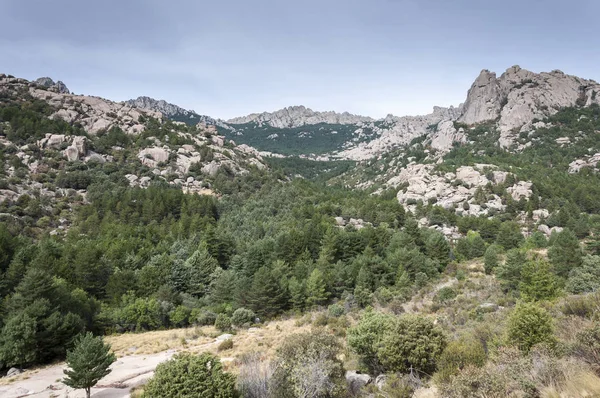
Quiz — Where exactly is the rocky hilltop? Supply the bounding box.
[459,65,600,146]
[34,77,70,94]
[227,105,374,128]
[126,96,223,127]
[0,73,267,232]
[1,74,160,135]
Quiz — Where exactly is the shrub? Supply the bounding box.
[214,314,232,332]
[169,305,191,328]
[434,336,487,385]
[143,353,238,397]
[506,302,554,352]
[218,338,234,352]
[347,311,396,374]
[560,292,600,319]
[196,310,217,326]
[566,255,600,294]
[231,308,255,327]
[377,314,447,374]
[271,330,345,398]
[435,287,457,304]
[313,312,329,327]
[328,303,345,317]
[518,259,560,302]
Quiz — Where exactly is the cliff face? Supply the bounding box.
[459,65,600,146]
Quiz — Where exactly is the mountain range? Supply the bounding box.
[127,65,600,159]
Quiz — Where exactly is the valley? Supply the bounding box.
[1,66,600,398]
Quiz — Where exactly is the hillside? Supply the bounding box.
[1,68,600,398]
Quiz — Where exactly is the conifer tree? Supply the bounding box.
[549,229,583,278]
[63,332,116,398]
[305,268,329,308]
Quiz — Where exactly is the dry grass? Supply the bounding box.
[104,326,214,356]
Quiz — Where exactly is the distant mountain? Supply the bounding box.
[227,105,373,128]
[126,96,222,127]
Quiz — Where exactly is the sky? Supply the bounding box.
[1,0,599,120]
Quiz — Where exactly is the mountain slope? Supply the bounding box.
[126,96,222,127]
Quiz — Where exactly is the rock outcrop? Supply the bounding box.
[0,74,160,135]
[34,77,70,94]
[336,106,463,160]
[126,96,223,127]
[389,163,529,217]
[459,65,600,146]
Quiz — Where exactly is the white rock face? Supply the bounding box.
[569,153,600,173]
[227,105,373,128]
[337,106,463,160]
[430,120,466,152]
[391,163,519,217]
[507,181,533,200]
[0,75,160,136]
[126,96,223,127]
[459,65,600,146]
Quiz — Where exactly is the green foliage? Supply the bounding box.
[496,249,527,293]
[549,229,583,278]
[455,231,486,260]
[518,258,560,301]
[495,221,524,250]
[506,302,554,352]
[272,330,345,398]
[143,353,238,398]
[377,314,447,374]
[218,338,234,352]
[214,314,232,332]
[566,255,600,294]
[347,311,395,374]
[435,287,458,304]
[231,308,256,327]
[62,332,116,398]
[435,335,487,385]
[484,244,500,274]
[328,303,345,317]
[305,268,330,308]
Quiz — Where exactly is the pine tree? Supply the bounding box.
[62,332,116,398]
[185,245,219,297]
[496,249,527,293]
[248,266,287,318]
[305,268,329,308]
[519,259,560,301]
[548,229,583,278]
[288,276,306,310]
[425,232,451,267]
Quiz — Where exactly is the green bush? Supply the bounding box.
[347,311,395,374]
[143,353,238,397]
[506,302,554,352]
[377,314,447,374]
[214,314,232,332]
[328,303,345,317]
[434,336,487,385]
[196,310,217,326]
[566,255,600,294]
[435,287,457,304]
[231,308,255,327]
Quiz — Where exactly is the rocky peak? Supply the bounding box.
[126,96,220,127]
[458,65,600,145]
[34,77,70,94]
[227,106,374,128]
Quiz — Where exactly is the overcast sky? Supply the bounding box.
[1,0,599,119]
